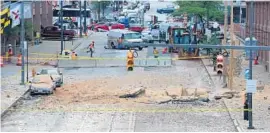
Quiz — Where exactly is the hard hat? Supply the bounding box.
[8,44,12,47]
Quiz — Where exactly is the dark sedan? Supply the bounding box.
[156,8,175,14]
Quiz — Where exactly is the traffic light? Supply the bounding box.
[127,51,134,71]
[216,55,224,75]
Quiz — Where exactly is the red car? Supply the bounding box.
[95,24,109,32]
[129,24,144,32]
[88,22,109,32]
[111,23,125,30]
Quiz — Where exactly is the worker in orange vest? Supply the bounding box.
[87,41,95,57]
[8,44,13,56]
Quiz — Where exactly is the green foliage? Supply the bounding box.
[173,1,224,22]
[3,21,33,42]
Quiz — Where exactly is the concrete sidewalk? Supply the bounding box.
[1,32,94,116]
[201,58,270,132]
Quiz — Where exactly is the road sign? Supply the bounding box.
[244,37,257,60]
[245,69,250,79]
[24,41,27,50]
[246,80,257,93]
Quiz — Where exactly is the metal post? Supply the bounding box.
[223,1,228,86]
[247,0,254,129]
[26,40,28,82]
[60,0,64,54]
[240,1,242,23]
[20,1,25,85]
[229,0,234,90]
[79,1,82,37]
[84,0,87,33]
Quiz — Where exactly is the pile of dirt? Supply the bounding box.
[36,71,212,109]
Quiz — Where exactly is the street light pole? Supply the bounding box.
[247,0,255,129]
[223,0,228,87]
[79,1,82,37]
[20,1,25,85]
[229,0,234,90]
[84,0,87,34]
[60,0,64,53]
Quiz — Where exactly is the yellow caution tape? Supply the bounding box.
[2,56,210,60]
[7,107,251,113]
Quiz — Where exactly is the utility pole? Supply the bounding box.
[247,0,255,129]
[79,1,82,38]
[84,0,87,34]
[20,1,25,85]
[60,0,64,53]
[223,0,228,87]
[229,0,234,90]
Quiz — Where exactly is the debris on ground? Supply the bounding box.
[119,87,146,98]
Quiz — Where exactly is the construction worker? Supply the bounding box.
[153,47,159,65]
[153,47,159,58]
[87,41,95,57]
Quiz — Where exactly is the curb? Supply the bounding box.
[1,32,95,117]
[200,58,242,132]
[1,87,30,118]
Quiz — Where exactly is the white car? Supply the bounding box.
[141,30,153,43]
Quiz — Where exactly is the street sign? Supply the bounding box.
[245,69,250,80]
[246,80,257,93]
[24,41,27,50]
[244,37,257,60]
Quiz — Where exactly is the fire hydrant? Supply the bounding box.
[32,68,36,77]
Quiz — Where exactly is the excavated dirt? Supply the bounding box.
[36,70,211,109]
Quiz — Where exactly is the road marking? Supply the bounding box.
[128,112,136,132]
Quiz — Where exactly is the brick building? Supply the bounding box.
[245,1,270,71]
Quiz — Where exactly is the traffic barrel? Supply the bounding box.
[0,56,4,67]
[16,54,22,66]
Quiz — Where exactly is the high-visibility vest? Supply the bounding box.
[89,43,94,49]
[153,50,159,55]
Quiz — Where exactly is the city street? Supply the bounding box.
[1,0,270,132]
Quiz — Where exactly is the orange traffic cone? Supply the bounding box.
[0,56,4,67]
[16,54,22,66]
[254,56,259,65]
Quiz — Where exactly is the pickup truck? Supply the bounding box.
[41,26,76,40]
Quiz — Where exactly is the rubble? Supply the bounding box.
[119,87,146,98]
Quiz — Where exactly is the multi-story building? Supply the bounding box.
[1,1,53,54]
[244,1,270,72]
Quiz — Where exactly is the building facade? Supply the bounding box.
[32,1,53,32]
[245,1,270,72]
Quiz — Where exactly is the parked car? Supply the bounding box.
[129,23,144,32]
[37,68,63,87]
[41,26,76,40]
[141,29,153,43]
[29,75,56,95]
[111,23,125,30]
[156,7,175,14]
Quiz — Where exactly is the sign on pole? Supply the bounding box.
[24,41,27,50]
[245,69,250,79]
[246,80,257,93]
[244,37,257,60]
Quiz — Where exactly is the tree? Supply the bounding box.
[173,1,224,26]
[2,21,33,48]
[90,1,111,21]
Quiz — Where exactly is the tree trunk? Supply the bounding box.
[97,2,101,21]
[102,2,105,17]
[207,8,209,28]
